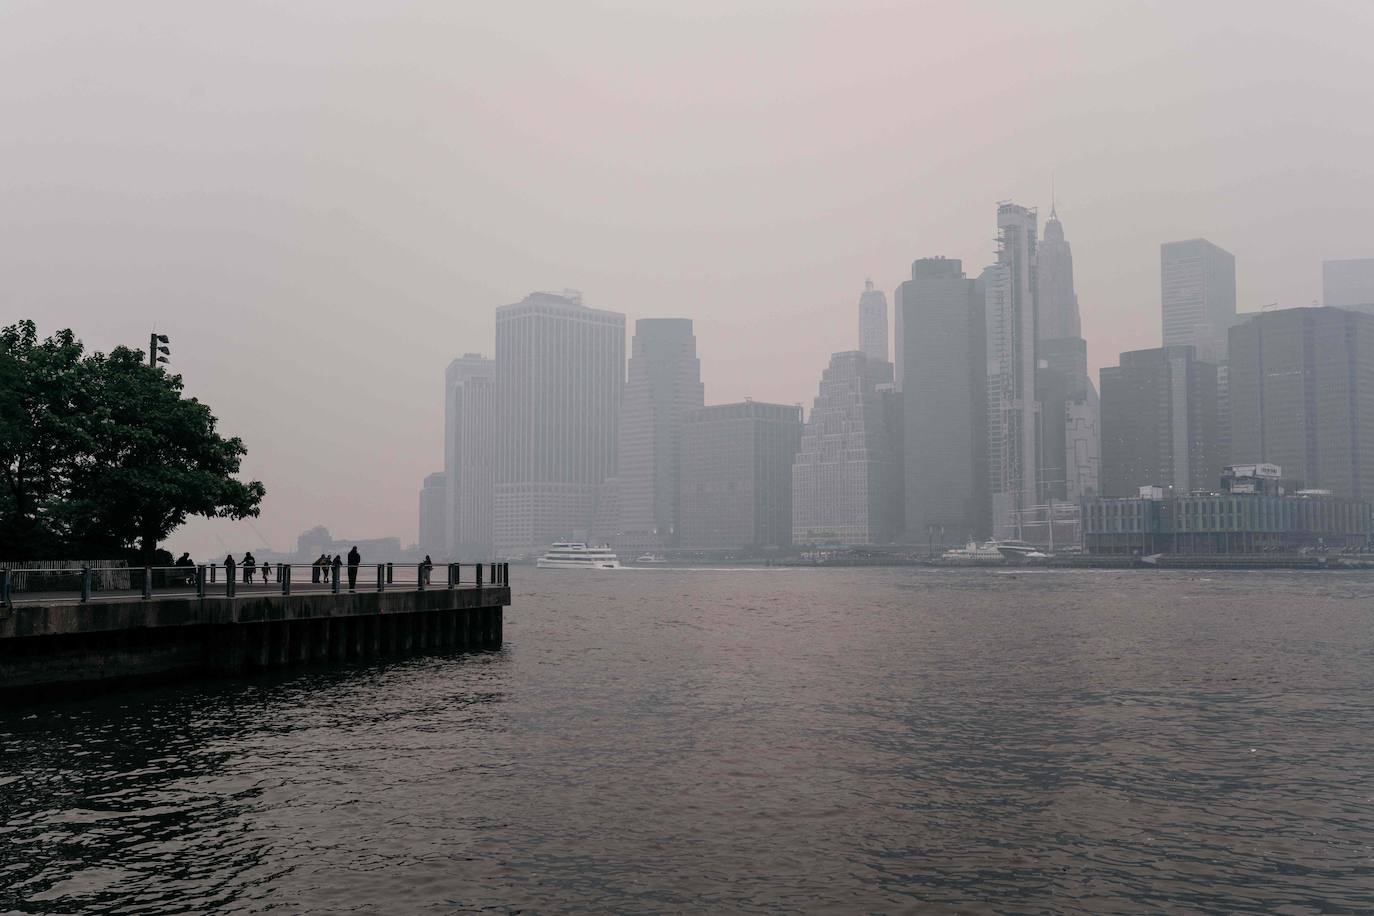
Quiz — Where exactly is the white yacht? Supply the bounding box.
[940,541,1005,562]
[536,542,621,569]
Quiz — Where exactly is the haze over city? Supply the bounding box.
[4,0,1372,555]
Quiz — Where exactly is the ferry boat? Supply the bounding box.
[940,541,1005,562]
[634,554,667,564]
[994,540,1052,560]
[536,542,621,569]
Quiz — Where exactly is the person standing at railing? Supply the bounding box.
[260,561,271,584]
[242,551,256,585]
[310,555,321,584]
[421,554,434,585]
[346,546,360,591]
[332,554,342,588]
[225,553,236,584]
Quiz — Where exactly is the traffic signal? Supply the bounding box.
[149,333,170,367]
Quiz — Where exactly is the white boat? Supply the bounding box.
[940,541,1004,561]
[536,542,621,569]
[994,540,1051,560]
[634,554,667,564]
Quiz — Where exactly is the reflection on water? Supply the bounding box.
[3,568,1373,913]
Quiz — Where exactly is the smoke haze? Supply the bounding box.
[2,0,1371,554]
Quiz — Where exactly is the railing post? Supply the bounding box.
[447,563,455,589]
[282,564,291,596]
[196,565,206,598]
[210,564,216,584]
[377,563,385,592]
[386,562,394,585]
[417,563,426,591]
[227,567,235,598]
[81,565,92,603]
[141,566,152,600]
[503,562,509,585]
[332,563,341,594]
[476,563,483,590]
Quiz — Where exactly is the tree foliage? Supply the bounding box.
[0,321,265,560]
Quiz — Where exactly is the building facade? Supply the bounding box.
[984,202,1040,540]
[615,318,705,553]
[1161,238,1236,363]
[418,472,447,555]
[494,291,625,557]
[679,401,803,549]
[897,256,987,548]
[1228,306,1374,500]
[1099,346,1220,498]
[858,279,889,364]
[792,351,901,546]
[444,353,496,559]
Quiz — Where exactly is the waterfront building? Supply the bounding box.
[984,202,1040,541]
[418,472,447,555]
[679,401,803,549]
[1161,238,1236,363]
[792,351,901,546]
[1083,465,1374,555]
[1228,306,1374,500]
[1322,258,1374,313]
[897,256,988,548]
[444,354,496,558]
[494,291,625,558]
[615,318,704,553]
[1099,346,1220,498]
[858,279,889,364]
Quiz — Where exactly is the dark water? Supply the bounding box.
[3,568,1374,914]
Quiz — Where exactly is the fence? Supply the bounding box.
[1,562,510,608]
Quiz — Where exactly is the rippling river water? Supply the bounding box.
[3,568,1373,913]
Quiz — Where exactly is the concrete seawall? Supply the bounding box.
[0,586,510,697]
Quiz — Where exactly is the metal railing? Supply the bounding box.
[0,561,510,609]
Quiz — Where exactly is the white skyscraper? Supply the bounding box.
[858,279,889,363]
[1161,238,1236,362]
[444,354,496,558]
[984,202,1039,541]
[494,291,625,558]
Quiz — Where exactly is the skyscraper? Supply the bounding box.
[494,291,625,557]
[898,256,987,547]
[1229,307,1374,499]
[791,351,902,546]
[1161,238,1236,362]
[679,401,802,549]
[1036,206,1081,341]
[1034,207,1099,505]
[984,202,1039,540]
[858,279,889,363]
[444,354,496,558]
[1099,346,1219,497]
[615,318,704,552]
[1323,259,1374,313]
[418,472,447,555]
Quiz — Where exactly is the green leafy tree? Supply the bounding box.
[0,322,265,561]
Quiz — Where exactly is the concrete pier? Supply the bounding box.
[0,583,510,697]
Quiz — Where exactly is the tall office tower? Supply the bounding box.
[494,291,626,557]
[615,318,705,552]
[1033,207,1099,505]
[984,202,1040,541]
[1161,239,1236,362]
[418,472,448,555]
[444,354,496,558]
[1036,206,1081,341]
[858,279,889,363]
[1099,346,1220,498]
[1323,259,1374,313]
[791,352,901,546]
[898,257,987,548]
[679,401,803,549]
[1229,307,1374,499]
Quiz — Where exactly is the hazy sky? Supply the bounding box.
[3,0,1372,556]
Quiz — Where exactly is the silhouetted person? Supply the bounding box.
[321,553,332,584]
[346,546,360,590]
[311,555,321,584]
[224,554,236,588]
[260,561,271,584]
[421,554,434,585]
[332,554,342,588]
[242,551,256,584]
[175,551,194,585]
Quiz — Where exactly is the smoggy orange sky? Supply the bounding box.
[3,0,1372,555]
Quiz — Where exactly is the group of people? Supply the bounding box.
[224,551,274,584]
[310,546,362,589]
[216,547,362,589]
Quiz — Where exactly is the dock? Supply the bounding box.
[0,562,511,697]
